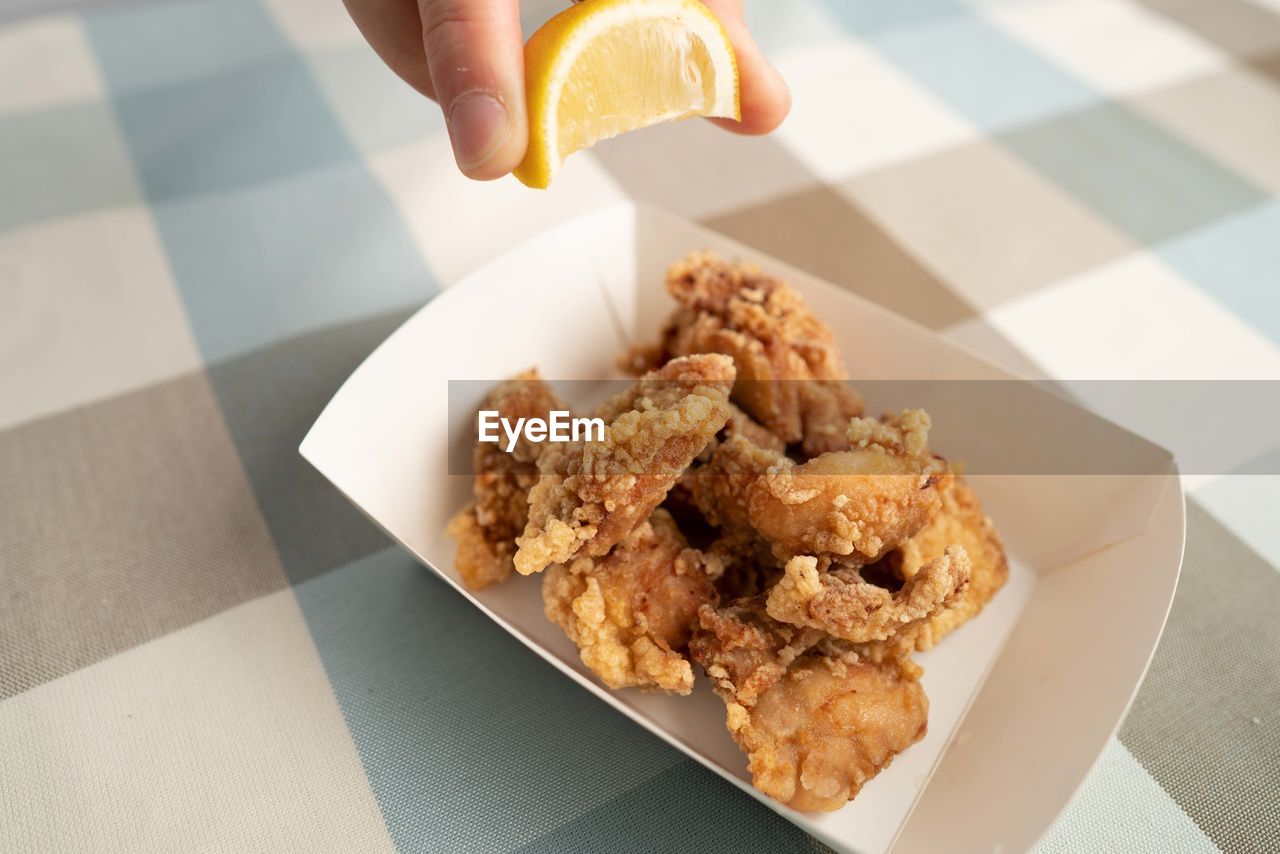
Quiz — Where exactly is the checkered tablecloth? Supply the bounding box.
[2,0,1278,850]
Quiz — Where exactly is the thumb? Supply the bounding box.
[419,0,528,179]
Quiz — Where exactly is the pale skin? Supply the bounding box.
[343,0,792,180]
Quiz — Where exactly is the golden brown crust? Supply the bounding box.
[665,252,849,380]
[543,510,719,694]
[660,252,863,445]
[723,402,788,454]
[882,478,1009,651]
[514,355,735,575]
[796,379,867,458]
[690,598,927,811]
[447,503,518,591]
[688,434,786,538]
[737,652,927,811]
[764,548,971,643]
[690,596,826,707]
[451,369,568,590]
[746,411,949,565]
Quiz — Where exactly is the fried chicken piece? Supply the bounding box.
[658,404,779,553]
[691,600,927,811]
[683,432,782,591]
[659,252,864,446]
[665,252,848,380]
[447,506,517,591]
[747,411,948,564]
[740,650,927,811]
[707,540,784,600]
[690,596,825,707]
[544,510,720,694]
[448,369,568,589]
[683,431,789,599]
[724,401,788,454]
[765,548,970,643]
[684,401,786,474]
[797,379,867,458]
[514,355,734,575]
[689,434,786,538]
[880,478,1008,651]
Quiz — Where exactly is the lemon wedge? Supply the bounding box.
[514,0,740,189]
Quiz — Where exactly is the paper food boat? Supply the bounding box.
[301,203,1184,854]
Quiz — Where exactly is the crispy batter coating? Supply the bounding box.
[514,355,734,575]
[448,369,567,589]
[882,478,1009,651]
[705,538,784,601]
[738,651,927,811]
[686,401,786,473]
[691,599,927,811]
[447,505,517,591]
[747,411,948,564]
[684,433,788,597]
[690,596,825,707]
[689,434,786,538]
[723,402,788,454]
[543,510,719,694]
[659,252,864,446]
[765,548,971,643]
[665,252,848,379]
[797,379,867,458]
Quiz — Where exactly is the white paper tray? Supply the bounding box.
[301,203,1184,853]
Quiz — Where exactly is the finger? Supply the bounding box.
[419,0,527,179]
[343,0,436,101]
[701,0,790,135]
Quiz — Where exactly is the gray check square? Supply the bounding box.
[1000,102,1266,244]
[0,373,287,699]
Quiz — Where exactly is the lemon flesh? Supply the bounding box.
[515,0,740,189]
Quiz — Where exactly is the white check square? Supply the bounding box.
[984,0,1227,96]
[0,15,103,115]
[369,134,626,286]
[0,208,201,430]
[982,252,1280,380]
[773,40,976,182]
[262,0,364,51]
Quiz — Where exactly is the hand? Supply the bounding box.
[344,0,791,180]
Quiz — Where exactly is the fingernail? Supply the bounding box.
[448,91,510,170]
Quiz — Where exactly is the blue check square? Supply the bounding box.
[869,14,1097,130]
[86,0,289,94]
[1002,103,1267,244]
[154,162,436,361]
[0,101,140,233]
[112,57,358,203]
[1160,201,1280,344]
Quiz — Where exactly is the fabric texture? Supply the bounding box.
[1,0,1278,851]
